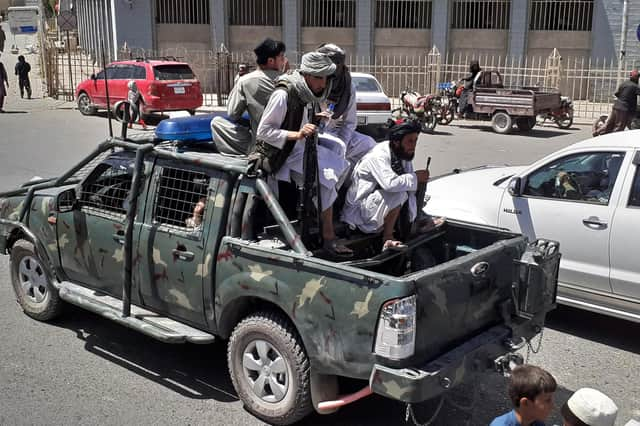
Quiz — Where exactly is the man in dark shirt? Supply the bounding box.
[594,69,640,136]
[14,55,32,99]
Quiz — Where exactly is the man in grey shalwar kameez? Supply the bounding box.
[211,38,287,154]
[256,52,351,255]
[316,43,376,165]
[342,120,438,251]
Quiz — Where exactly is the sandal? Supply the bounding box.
[382,240,408,252]
[323,239,354,258]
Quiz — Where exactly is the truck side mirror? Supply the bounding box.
[57,188,77,213]
[508,177,522,197]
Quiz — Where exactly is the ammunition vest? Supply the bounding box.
[253,81,305,174]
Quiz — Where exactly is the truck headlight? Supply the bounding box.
[374,295,416,360]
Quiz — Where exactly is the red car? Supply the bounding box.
[75,59,203,117]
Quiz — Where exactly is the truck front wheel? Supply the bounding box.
[10,240,63,321]
[228,311,312,425]
[492,111,513,134]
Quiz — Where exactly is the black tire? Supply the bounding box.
[439,108,454,125]
[492,111,513,134]
[188,109,197,116]
[10,240,63,321]
[629,118,640,130]
[592,115,608,136]
[515,116,536,132]
[228,311,312,425]
[77,92,96,116]
[555,113,573,129]
[420,114,437,133]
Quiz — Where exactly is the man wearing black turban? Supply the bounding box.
[316,43,376,165]
[341,119,432,251]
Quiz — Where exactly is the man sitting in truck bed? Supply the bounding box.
[341,119,441,251]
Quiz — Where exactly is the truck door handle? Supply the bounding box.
[172,248,195,262]
[582,216,607,228]
[112,230,125,244]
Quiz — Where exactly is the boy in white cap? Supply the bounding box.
[560,388,618,426]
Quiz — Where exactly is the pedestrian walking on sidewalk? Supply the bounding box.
[15,55,31,99]
[0,54,9,112]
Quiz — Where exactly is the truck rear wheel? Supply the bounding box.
[516,116,536,132]
[492,112,513,134]
[10,240,63,321]
[228,311,312,425]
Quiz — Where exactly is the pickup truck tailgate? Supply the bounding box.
[411,235,526,362]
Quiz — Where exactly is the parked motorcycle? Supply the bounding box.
[536,96,574,129]
[392,89,439,133]
[436,81,459,125]
[592,110,640,134]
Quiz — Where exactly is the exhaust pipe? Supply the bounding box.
[317,386,373,411]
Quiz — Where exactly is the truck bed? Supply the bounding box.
[473,87,561,116]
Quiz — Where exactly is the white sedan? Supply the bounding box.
[424,130,640,322]
[353,72,392,140]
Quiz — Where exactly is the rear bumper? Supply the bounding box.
[143,95,203,113]
[369,325,513,403]
[357,111,391,126]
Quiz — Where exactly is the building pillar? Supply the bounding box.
[211,0,227,51]
[591,0,618,60]
[282,0,300,57]
[431,0,449,56]
[355,0,374,63]
[508,0,528,58]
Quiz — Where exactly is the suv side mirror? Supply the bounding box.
[57,188,77,213]
[508,177,522,197]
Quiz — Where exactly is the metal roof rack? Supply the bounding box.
[134,56,182,62]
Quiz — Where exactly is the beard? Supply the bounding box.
[391,141,415,161]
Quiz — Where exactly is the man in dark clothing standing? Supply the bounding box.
[15,55,31,99]
[458,60,482,117]
[594,70,640,136]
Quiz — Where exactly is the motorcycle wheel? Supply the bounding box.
[592,115,608,136]
[536,115,547,126]
[420,114,437,133]
[391,107,409,120]
[555,113,573,129]
[439,108,454,125]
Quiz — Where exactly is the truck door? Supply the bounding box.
[57,151,145,296]
[499,151,626,293]
[136,162,219,327]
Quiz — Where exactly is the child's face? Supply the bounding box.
[521,392,555,422]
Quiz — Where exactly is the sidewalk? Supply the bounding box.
[1,22,77,113]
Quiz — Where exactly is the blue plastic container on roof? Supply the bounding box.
[155,112,251,141]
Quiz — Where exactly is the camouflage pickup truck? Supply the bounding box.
[0,119,559,425]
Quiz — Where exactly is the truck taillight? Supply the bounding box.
[374,295,416,360]
[149,83,159,96]
[357,102,391,111]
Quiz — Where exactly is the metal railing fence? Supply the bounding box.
[375,0,432,29]
[301,0,356,27]
[451,0,511,30]
[43,42,640,120]
[155,0,210,25]
[529,0,594,32]
[229,0,282,26]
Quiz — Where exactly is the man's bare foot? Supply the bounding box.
[382,240,408,252]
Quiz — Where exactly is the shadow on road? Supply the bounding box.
[50,304,237,403]
[546,305,640,354]
[45,304,578,425]
[1,110,28,114]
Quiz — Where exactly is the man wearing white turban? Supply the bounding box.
[256,51,352,256]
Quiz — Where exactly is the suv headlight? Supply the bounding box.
[374,295,416,360]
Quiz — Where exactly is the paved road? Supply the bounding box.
[1,100,639,425]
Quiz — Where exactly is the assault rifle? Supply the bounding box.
[298,107,323,247]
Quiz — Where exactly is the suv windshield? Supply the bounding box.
[153,65,195,80]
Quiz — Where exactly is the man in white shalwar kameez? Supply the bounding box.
[316,43,376,165]
[256,52,351,255]
[341,120,432,251]
[211,38,287,155]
